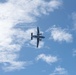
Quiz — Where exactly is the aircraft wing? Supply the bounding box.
[37,27,39,35]
[37,38,39,47]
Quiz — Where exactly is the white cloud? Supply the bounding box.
[0,0,62,71]
[2,61,32,72]
[50,66,68,75]
[0,28,36,71]
[48,26,73,42]
[2,61,25,72]
[36,54,58,64]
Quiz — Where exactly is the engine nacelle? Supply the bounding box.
[39,33,42,35]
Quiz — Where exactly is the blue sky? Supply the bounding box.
[0,0,76,75]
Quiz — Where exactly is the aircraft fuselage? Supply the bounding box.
[33,35,45,39]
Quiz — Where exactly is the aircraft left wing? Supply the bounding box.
[37,38,39,47]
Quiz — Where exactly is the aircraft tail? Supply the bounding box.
[31,33,33,40]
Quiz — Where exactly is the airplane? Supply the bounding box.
[31,27,45,48]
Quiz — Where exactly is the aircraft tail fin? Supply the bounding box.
[31,33,33,40]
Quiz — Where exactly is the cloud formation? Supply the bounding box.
[50,66,68,75]
[36,54,58,64]
[0,0,62,71]
[0,28,36,71]
[48,26,73,42]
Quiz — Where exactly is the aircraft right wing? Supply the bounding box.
[37,27,39,35]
